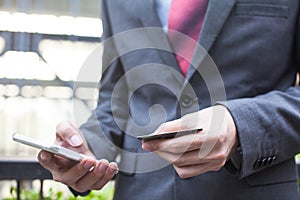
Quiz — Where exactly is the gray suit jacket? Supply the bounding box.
[80,0,300,199]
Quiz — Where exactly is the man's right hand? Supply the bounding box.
[37,121,118,193]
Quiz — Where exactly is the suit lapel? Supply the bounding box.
[137,0,185,85]
[130,0,237,86]
[138,0,161,28]
[185,0,237,81]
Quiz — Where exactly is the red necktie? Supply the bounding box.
[168,0,209,76]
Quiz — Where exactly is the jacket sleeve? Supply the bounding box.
[221,6,300,179]
[224,86,300,178]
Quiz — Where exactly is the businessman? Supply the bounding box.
[38,0,300,199]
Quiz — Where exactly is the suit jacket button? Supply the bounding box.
[262,158,268,167]
[254,159,262,170]
[181,96,193,108]
[267,157,273,165]
[271,156,277,164]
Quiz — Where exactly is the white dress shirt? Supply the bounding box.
[155,0,172,32]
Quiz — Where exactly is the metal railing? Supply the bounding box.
[0,158,51,200]
[0,158,299,200]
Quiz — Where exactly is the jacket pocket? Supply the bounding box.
[235,2,289,18]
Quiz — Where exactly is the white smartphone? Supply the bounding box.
[12,133,88,162]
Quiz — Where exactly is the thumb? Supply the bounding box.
[56,121,83,147]
[155,118,184,134]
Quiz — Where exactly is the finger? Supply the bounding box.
[90,162,119,190]
[153,149,207,166]
[154,119,184,133]
[173,162,223,179]
[173,150,223,167]
[154,146,226,168]
[38,150,97,186]
[38,150,78,171]
[51,158,97,186]
[144,127,228,155]
[143,131,204,153]
[71,160,117,192]
[38,150,55,171]
[154,117,202,135]
[38,150,75,172]
[72,159,108,191]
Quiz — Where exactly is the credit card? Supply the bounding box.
[136,128,202,141]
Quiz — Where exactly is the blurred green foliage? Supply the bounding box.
[4,186,114,200]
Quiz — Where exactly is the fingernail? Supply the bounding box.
[40,152,47,160]
[108,166,118,174]
[142,143,152,151]
[98,163,108,172]
[83,161,94,170]
[70,135,83,147]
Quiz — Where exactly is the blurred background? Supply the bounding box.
[0,0,104,198]
[0,0,299,199]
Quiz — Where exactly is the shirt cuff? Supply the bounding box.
[69,187,90,197]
